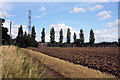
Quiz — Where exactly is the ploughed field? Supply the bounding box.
[28,47,120,78]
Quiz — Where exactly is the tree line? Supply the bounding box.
[1,18,120,47]
[41,27,95,45]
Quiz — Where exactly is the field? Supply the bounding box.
[2,46,57,78]
[2,46,117,78]
[28,47,120,78]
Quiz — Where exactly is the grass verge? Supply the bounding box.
[2,46,53,78]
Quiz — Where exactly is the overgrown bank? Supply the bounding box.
[2,46,55,78]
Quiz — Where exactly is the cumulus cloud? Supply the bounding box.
[3,20,27,38]
[96,11,111,20]
[70,7,86,13]
[45,23,79,42]
[89,5,103,11]
[39,6,46,11]
[95,28,118,42]
[0,11,16,18]
[106,20,120,28]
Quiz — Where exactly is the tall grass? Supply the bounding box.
[2,46,47,78]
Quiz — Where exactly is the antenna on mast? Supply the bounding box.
[28,10,31,35]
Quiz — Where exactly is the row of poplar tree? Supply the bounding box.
[41,27,95,45]
[15,25,95,47]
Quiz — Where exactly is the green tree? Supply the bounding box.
[41,28,45,43]
[73,32,76,44]
[16,25,24,47]
[31,26,36,41]
[50,27,55,43]
[24,31,27,36]
[67,28,71,44]
[2,27,10,45]
[80,29,84,45]
[59,29,63,44]
[89,29,95,45]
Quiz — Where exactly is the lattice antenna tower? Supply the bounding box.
[28,10,31,35]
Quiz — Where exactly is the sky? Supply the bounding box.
[1,1,119,43]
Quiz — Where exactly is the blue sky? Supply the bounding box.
[1,2,119,43]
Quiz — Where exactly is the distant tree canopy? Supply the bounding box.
[16,25,23,47]
[31,26,36,41]
[73,32,76,44]
[50,27,55,43]
[16,25,38,47]
[2,27,10,45]
[59,29,63,44]
[41,28,45,43]
[89,29,95,45]
[67,28,71,44]
[80,29,84,45]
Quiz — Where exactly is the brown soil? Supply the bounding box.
[28,47,120,78]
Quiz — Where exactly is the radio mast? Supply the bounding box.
[28,10,31,35]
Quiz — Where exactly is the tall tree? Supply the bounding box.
[89,29,95,44]
[31,26,36,41]
[16,25,24,47]
[73,32,76,44]
[59,29,63,44]
[2,27,10,45]
[67,28,71,43]
[50,27,55,43]
[24,31,27,36]
[41,28,45,43]
[80,29,84,45]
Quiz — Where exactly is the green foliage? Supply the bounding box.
[41,28,45,43]
[73,32,76,44]
[31,26,36,41]
[4,41,8,45]
[16,25,24,47]
[74,39,80,47]
[80,29,84,45]
[59,29,63,45]
[50,27,55,44]
[89,29,95,45]
[16,25,38,48]
[2,27,10,45]
[67,28,71,44]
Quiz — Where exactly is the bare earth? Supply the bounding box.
[28,47,120,78]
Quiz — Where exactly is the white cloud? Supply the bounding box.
[3,20,27,38]
[35,12,46,18]
[96,11,111,20]
[0,11,16,18]
[70,7,86,13]
[39,6,46,11]
[89,5,103,11]
[106,19,120,28]
[35,16,41,18]
[45,23,79,42]
[95,28,118,42]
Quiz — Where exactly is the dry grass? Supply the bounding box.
[2,46,116,78]
[25,48,116,78]
[2,46,52,78]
